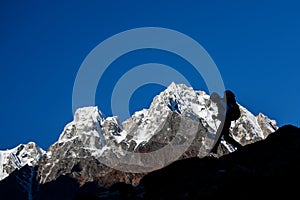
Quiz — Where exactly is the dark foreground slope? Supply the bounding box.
[0,125,299,200]
[141,124,300,199]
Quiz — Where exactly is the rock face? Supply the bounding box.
[230,105,277,145]
[0,142,44,181]
[0,83,280,200]
[36,83,277,187]
[1,125,297,200]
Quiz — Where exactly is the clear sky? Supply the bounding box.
[0,0,299,150]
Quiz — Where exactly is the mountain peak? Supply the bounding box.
[1,83,278,188]
[0,142,44,181]
[58,106,105,144]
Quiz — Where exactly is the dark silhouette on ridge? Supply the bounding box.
[210,90,242,155]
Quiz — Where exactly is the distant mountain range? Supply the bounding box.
[1,82,294,200]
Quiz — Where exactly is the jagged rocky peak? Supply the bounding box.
[36,82,278,185]
[256,112,278,137]
[58,106,105,142]
[120,82,216,154]
[121,82,278,152]
[230,105,278,145]
[38,107,103,184]
[57,106,125,148]
[37,106,127,184]
[0,142,45,181]
[0,81,281,200]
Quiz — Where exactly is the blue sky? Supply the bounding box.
[0,0,299,150]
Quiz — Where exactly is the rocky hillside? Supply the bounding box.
[0,125,298,200]
[140,124,300,199]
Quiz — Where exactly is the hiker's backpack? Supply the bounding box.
[225,90,241,121]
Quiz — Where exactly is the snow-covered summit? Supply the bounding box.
[50,82,278,159]
[57,106,106,148]
[122,82,216,150]
[121,82,278,155]
[2,82,278,184]
[0,142,45,181]
[37,106,126,183]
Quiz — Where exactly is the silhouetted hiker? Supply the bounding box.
[210,90,242,155]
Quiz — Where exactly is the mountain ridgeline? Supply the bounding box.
[1,83,298,200]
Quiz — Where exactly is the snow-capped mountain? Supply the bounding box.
[0,82,278,190]
[121,83,277,155]
[231,106,277,144]
[35,82,277,186]
[0,142,45,181]
[0,82,281,200]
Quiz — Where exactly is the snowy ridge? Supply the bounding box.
[58,106,106,147]
[122,83,219,151]
[121,83,277,153]
[0,142,45,181]
[1,82,278,183]
[37,107,127,184]
[256,112,278,137]
[231,105,278,144]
